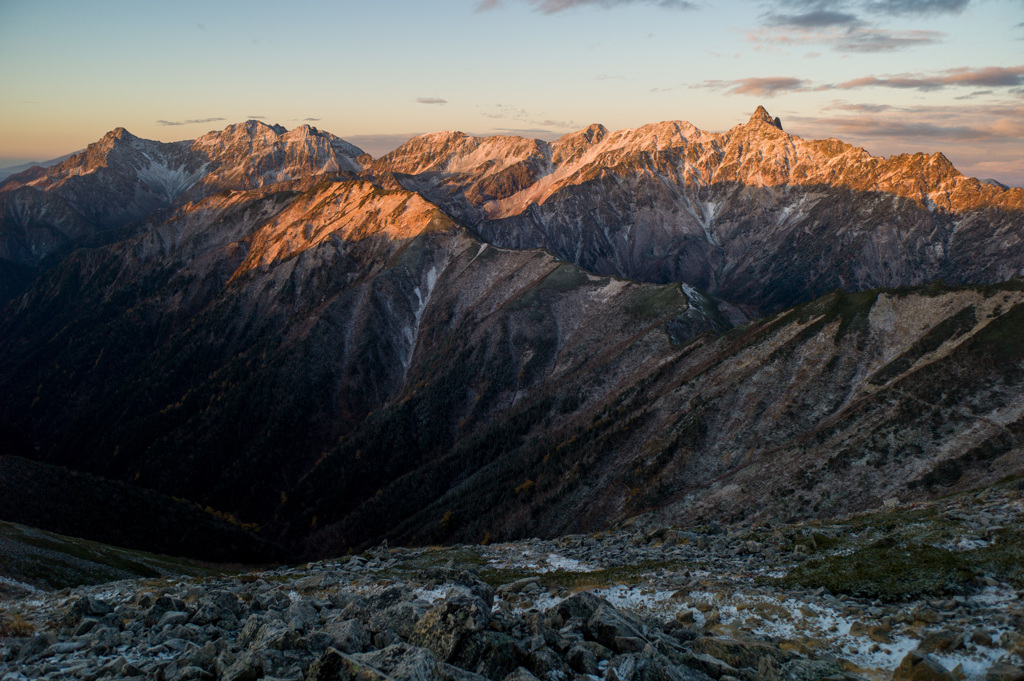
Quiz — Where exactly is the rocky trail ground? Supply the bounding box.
[2,479,1023,681]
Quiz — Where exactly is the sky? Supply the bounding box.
[1,0,1022,185]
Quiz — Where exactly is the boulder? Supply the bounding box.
[892,652,956,681]
[355,643,443,681]
[409,594,490,661]
[552,591,608,624]
[986,663,1024,681]
[321,619,372,654]
[587,604,648,652]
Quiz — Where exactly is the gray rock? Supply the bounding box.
[553,591,607,624]
[449,631,523,681]
[321,619,372,654]
[250,619,302,651]
[159,611,192,628]
[892,652,956,681]
[73,617,99,636]
[355,643,443,681]
[440,663,490,681]
[567,644,599,675]
[986,663,1024,681]
[307,647,394,681]
[368,602,431,639]
[222,650,266,681]
[502,668,540,681]
[587,604,648,653]
[409,594,490,662]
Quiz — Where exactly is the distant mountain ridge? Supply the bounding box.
[1,110,1023,559]
[0,121,366,268]
[374,106,1024,313]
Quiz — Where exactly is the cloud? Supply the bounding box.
[695,77,812,97]
[247,115,267,120]
[748,25,943,52]
[416,97,448,105]
[955,90,994,100]
[764,9,862,27]
[835,28,943,51]
[825,101,896,113]
[157,117,225,126]
[791,97,1024,187]
[480,104,579,131]
[302,117,321,121]
[195,22,206,30]
[834,65,1024,90]
[864,0,969,15]
[792,100,1024,145]
[750,0,966,52]
[477,0,697,13]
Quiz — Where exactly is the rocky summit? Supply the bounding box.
[2,480,1023,681]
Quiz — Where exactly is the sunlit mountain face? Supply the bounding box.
[1,110,1023,560]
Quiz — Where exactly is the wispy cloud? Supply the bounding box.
[694,65,1024,98]
[836,28,943,51]
[480,104,579,130]
[416,97,448,105]
[763,9,862,27]
[955,90,994,100]
[477,0,696,13]
[301,117,321,121]
[157,117,225,126]
[787,98,1024,186]
[864,0,969,15]
[751,0,968,52]
[748,25,943,52]
[834,65,1024,91]
[696,77,812,97]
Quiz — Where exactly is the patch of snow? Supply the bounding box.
[543,554,593,572]
[939,537,989,552]
[136,158,206,201]
[413,586,450,605]
[0,575,43,594]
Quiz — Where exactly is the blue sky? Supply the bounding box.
[1,0,1022,185]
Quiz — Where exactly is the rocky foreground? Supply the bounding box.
[2,482,1023,681]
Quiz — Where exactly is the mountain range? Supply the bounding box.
[1,108,1022,561]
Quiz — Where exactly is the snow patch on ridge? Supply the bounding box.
[136,158,207,201]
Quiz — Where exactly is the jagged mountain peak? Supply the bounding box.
[747,105,783,130]
[103,127,138,142]
[562,123,608,144]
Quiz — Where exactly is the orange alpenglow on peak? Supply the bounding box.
[749,105,783,131]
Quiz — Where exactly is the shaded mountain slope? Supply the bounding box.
[0,456,279,564]
[0,175,721,534]
[276,279,1024,556]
